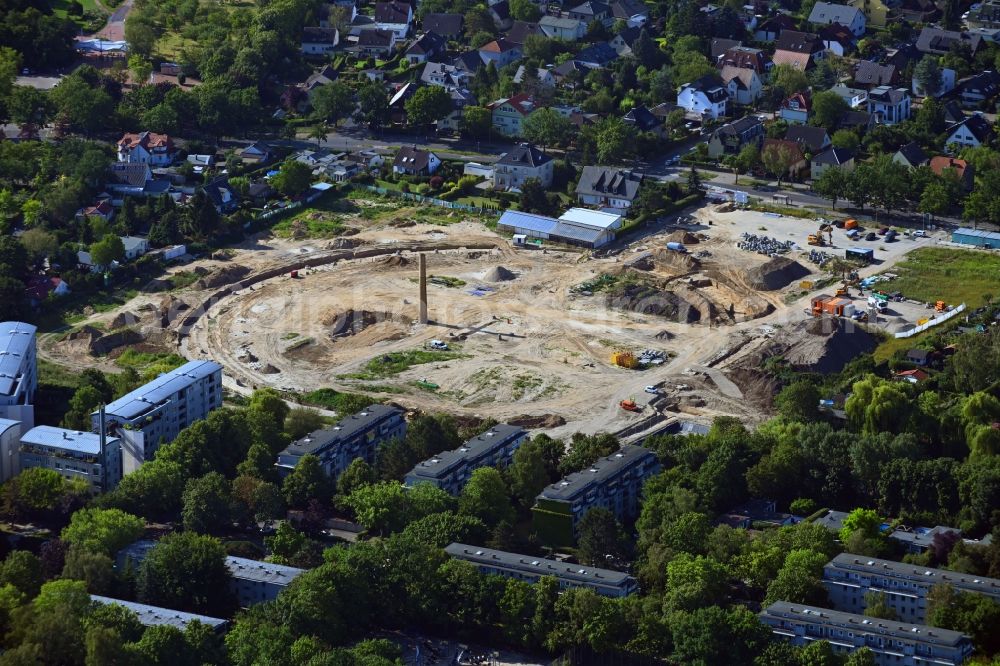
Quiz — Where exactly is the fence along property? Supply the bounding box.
[358,185,501,216]
[893,303,966,339]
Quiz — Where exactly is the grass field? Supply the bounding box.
[49,0,102,20]
[873,247,1000,361]
[342,348,464,380]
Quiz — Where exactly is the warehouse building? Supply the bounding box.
[823,553,1000,623]
[90,595,228,632]
[532,445,660,547]
[404,423,527,494]
[19,425,122,492]
[446,543,639,597]
[0,321,37,425]
[276,404,405,480]
[497,208,623,248]
[951,227,1000,247]
[94,360,223,476]
[760,601,973,666]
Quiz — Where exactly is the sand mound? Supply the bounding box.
[653,249,701,273]
[196,265,251,290]
[328,237,362,249]
[483,266,516,282]
[654,330,675,340]
[747,257,810,291]
[321,309,412,336]
[784,317,878,373]
[110,311,141,329]
[606,283,701,323]
[508,414,567,428]
[379,255,410,267]
[260,364,281,374]
[665,230,700,244]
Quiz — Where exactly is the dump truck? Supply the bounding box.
[845,219,859,230]
[620,399,640,412]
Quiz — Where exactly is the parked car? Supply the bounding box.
[429,340,449,350]
[913,230,927,238]
[644,386,660,395]
[865,232,877,241]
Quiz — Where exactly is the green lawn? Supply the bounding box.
[49,0,102,20]
[342,348,464,380]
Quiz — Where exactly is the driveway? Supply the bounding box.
[93,0,133,41]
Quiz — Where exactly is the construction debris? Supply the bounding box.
[737,233,792,255]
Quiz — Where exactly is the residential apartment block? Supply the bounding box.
[760,602,973,666]
[276,405,406,480]
[90,595,228,632]
[446,543,639,597]
[93,360,223,476]
[227,556,305,606]
[0,321,37,426]
[404,424,527,494]
[0,419,20,484]
[19,426,122,492]
[823,553,1000,623]
[532,446,661,547]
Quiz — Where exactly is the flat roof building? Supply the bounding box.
[93,360,223,476]
[90,595,228,632]
[0,322,37,426]
[532,445,660,547]
[823,553,1000,624]
[276,405,405,480]
[446,543,638,597]
[497,208,624,249]
[404,424,527,495]
[19,425,122,492]
[760,601,973,666]
[952,227,1000,247]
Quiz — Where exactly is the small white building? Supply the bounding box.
[121,236,150,261]
[677,76,728,119]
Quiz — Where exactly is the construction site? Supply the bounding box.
[37,198,946,438]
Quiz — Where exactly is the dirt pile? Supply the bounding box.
[483,266,516,282]
[328,237,362,249]
[508,414,567,428]
[321,309,412,337]
[779,317,878,373]
[652,249,701,274]
[195,265,251,290]
[624,252,654,271]
[746,257,810,291]
[606,283,701,323]
[379,255,410,267]
[665,230,700,244]
[110,311,141,329]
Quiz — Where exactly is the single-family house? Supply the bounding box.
[506,20,542,45]
[421,62,470,88]
[897,0,939,21]
[392,146,441,176]
[488,93,536,136]
[422,13,463,39]
[203,178,239,214]
[610,0,648,26]
[478,38,522,67]
[945,113,995,149]
[820,23,856,56]
[677,75,728,119]
[772,30,825,71]
[810,147,855,179]
[610,26,642,56]
[808,2,866,37]
[754,14,798,41]
[568,0,611,25]
[711,38,742,60]
[622,106,665,136]
[917,27,984,56]
[121,236,150,261]
[893,141,929,168]
[388,81,417,125]
[575,166,643,212]
[785,125,832,154]
[718,46,768,73]
[117,132,176,166]
[707,116,766,158]
[893,368,929,383]
[240,142,271,164]
[513,65,556,87]
[839,109,876,133]
[854,60,897,88]
[374,1,412,38]
[954,70,1000,108]
[493,143,553,190]
[867,86,911,124]
[357,29,396,57]
[106,163,171,201]
[780,92,811,124]
[720,66,763,105]
[905,348,930,366]
[930,156,975,190]
[539,15,586,40]
[25,275,69,306]
[762,138,808,179]
[847,0,891,26]
[552,59,596,88]
[437,87,476,132]
[301,27,339,55]
[76,200,115,223]
[318,1,357,28]
[830,83,869,108]
[489,1,512,30]
[576,43,618,68]
[912,67,956,97]
[942,99,967,124]
[405,31,446,64]
[452,51,484,76]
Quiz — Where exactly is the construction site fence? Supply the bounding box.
[893,303,966,339]
[356,185,501,215]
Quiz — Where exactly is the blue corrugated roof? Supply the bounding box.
[226,555,305,585]
[102,359,222,420]
[0,418,20,435]
[90,595,227,630]
[20,426,114,455]
[497,210,558,235]
[0,322,35,398]
[954,227,1000,241]
[550,221,606,243]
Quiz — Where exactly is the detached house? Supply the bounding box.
[677,75,728,119]
[754,14,798,41]
[848,0,891,26]
[393,146,441,176]
[539,16,587,40]
[610,26,643,56]
[945,114,995,149]
[916,27,983,56]
[954,71,1000,108]
[810,147,855,179]
[854,60,897,89]
[358,29,396,57]
[610,0,648,26]
[707,116,765,158]
[622,106,665,136]
[820,23,856,56]
[718,46,768,73]
[721,66,763,105]
[930,156,975,190]
[785,125,832,154]
[772,30,825,71]
[493,144,553,190]
[117,132,176,166]
[807,2,866,37]
[575,166,643,212]
[421,62,470,88]
[780,92,811,124]
[301,27,339,55]
[422,13,463,39]
[203,178,239,214]
[568,1,611,25]
[374,1,412,38]
[488,93,536,136]
[867,86,911,125]
[762,138,808,179]
[893,141,929,168]
[478,38,522,67]
[405,32,446,64]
